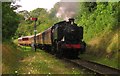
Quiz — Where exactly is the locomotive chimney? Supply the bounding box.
[69,18,75,24]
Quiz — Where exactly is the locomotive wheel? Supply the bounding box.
[51,46,56,55]
[56,41,64,59]
[80,41,86,54]
[80,49,84,54]
[56,48,63,59]
[75,51,79,58]
[80,45,86,54]
[51,40,57,55]
[71,51,79,58]
[67,50,79,59]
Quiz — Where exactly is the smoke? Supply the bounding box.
[56,1,79,20]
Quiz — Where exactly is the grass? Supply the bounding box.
[17,47,82,74]
[79,54,119,69]
[4,42,91,74]
[2,41,23,74]
[80,27,120,69]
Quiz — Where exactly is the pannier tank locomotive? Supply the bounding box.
[18,18,86,58]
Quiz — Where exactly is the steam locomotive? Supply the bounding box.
[18,18,86,58]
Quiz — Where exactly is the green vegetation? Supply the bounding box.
[75,2,119,69]
[2,41,22,73]
[3,44,85,74]
[15,8,59,38]
[2,2,21,41]
[76,2,119,41]
[16,47,82,74]
[82,27,120,69]
[80,54,119,69]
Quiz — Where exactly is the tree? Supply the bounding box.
[2,2,20,40]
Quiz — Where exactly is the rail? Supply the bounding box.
[64,58,120,75]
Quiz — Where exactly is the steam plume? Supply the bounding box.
[56,1,79,20]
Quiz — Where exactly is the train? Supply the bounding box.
[18,18,86,58]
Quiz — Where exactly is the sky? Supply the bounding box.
[15,0,61,12]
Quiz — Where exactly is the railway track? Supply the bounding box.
[64,58,120,75]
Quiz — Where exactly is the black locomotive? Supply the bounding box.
[18,18,86,58]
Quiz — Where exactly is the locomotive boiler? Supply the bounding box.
[18,18,86,58]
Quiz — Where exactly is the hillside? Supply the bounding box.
[76,2,119,69]
[2,41,23,73]
[79,27,119,69]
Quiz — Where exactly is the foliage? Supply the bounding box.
[2,2,21,41]
[76,2,119,41]
[76,2,119,65]
[15,8,58,37]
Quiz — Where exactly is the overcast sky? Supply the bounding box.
[14,0,61,12]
